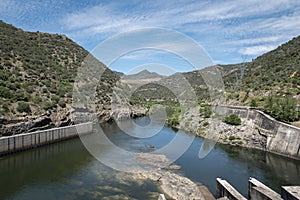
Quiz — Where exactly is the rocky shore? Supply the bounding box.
[197,117,267,151]
[131,153,206,200]
[0,106,147,137]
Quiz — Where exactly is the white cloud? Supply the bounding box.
[238,45,277,55]
[59,0,300,64]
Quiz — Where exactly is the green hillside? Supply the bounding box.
[129,36,300,123]
[223,36,300,122]
[0,20,118,132]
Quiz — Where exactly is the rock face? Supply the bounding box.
[0,117,54,136]
[0,112,75,136]
[111,106,147,121]
[201,106,300,159]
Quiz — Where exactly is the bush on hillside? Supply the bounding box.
[17,101,31,113]
[224,114,241,126]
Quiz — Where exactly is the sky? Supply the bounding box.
[0,0,299,74]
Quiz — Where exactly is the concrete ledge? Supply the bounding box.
[281,186,300,200]
[249,177,282,200]
[251,186,282,200]
[216,178,247,200]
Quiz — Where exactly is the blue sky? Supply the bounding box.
[0,0,299,74]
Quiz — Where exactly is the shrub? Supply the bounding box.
[13,92,30,101]
[17,101,31,113]
[229,135,236,140]
[200,104,212,118]
[203,121,209,127]
[224,114,241,125]
[0,86,12,99]
[58,99,66,108]
[44,101,55,110]
[2,102,9,112]
[32,96,42,104]
[168,117,179,126]
[250,98,258,107]
[51,95,60,104]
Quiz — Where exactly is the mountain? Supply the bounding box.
[220,36,300,123]
[223,36,299,95]
[123,70,164,80]
[129,36,300,123]
[0,20,119,135]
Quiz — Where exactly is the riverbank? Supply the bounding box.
[166,105,300,161]
[0,117,299,199]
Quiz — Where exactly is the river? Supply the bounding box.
[0,117,299,199]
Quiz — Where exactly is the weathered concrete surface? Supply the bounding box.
[281,186,300,200]
[250,186,282,200]
[248,177,282,200]
[214,106,300,160]
[0,122,93,156]
[216,178,247,200]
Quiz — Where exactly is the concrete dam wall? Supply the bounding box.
[219,106,300,159]
[0,122,93,156]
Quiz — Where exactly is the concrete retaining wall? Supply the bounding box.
[216,106,300,159]
[0,122,93,156]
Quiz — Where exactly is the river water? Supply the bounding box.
[0,117,299,199]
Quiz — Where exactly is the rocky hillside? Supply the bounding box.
[0,20,119,136]
[222,36,300,122]
[123,70,163,80]
[129,36,300,123]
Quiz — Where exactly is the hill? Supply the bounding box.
[129,36,300,123]
[124,70,164,80]
[0,20,119,135]
[222,36,300,122]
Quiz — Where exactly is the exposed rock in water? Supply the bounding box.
[130,153,205,200]
[132,169,204,200]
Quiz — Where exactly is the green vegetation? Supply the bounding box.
[0,20,118,119]
[200,104,212,118]
[203,121,209,127]
[167,117,180,126]
[126,35,300,125]
[166,105,181,127]
[263,94,299,122]
[17,101,31,113]
[229,135,236,141]
[221,36,300,123]
[224,114,242,126]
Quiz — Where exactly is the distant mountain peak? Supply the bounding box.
[124,69,164,80]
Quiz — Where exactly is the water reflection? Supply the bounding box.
[0,117,299,199]
[208,144,300,194]
[0,138,162,200]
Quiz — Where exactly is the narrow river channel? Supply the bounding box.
[0,117,299,199]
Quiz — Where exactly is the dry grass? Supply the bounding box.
[291,121,300,128]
